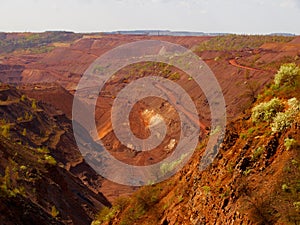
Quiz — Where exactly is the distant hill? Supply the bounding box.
[104,30,296,37]
[104,30,229,36]
[269,32,296,37]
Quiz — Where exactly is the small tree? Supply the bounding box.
[251,97,284,123]
[271,112,294,133]
[271,97,300,133]
[288,97,300,111]
[274,63,300,87]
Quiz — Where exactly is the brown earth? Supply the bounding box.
[0,33,300,224]
[0,35,211,91]
[94,37,300,224]
[235,40,300,72]
[1,34,214,202]
[0,84,111,224]
[1,34,297,201]
[105,111,300,225]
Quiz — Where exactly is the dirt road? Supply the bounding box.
[228,59,261,71]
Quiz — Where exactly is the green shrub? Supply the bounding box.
[44,155,56,165]
[274,63,300,87]
[243,168,251,176]
[20,165,27,170]
[271,97,300,133]
[0,165,25,198]
[240,133,247,140]
[120,207,144,225]
[37,146,49,153]
[177,194,184,203]
[114,197,130,211]
[282,184,289,192]
[93,206,117,224]
[247,127,256,134]
[24,112,33,120]
[1,124,10,138]
[118,186,161,225]
[287,97,300,111]
[20,95,26,101]
[271,112,294,132]
[202,186,211,195]
[251,97,284,123]
[252,146,265,161]
[135,187,159,210]
[284,138,297,150]
[291,159,298,165]
[294,202,300,211]
[31,100,37,109]
[93,197,131,225]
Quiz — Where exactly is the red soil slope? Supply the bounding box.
[1,34,299,203]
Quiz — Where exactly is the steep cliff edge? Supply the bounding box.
[0,84,111,225]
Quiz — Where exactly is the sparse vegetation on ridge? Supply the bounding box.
[194,35,294,52]
[0,31,83,54]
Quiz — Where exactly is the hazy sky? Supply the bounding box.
[0,0,299,34]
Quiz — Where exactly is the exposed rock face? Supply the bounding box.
[0,64,24,83]
[0,85,111,224]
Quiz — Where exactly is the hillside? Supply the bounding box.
[92,63,300,225]
[0,84,111,224]
[0,32,300,224]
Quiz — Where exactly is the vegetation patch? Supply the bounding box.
[251,97,284,123]
[194,35,294,52]
[284,138,298,150]
[274,63,300,88]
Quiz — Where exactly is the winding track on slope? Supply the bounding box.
[228,59,261,71]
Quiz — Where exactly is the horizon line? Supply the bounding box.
[0,29,298,36]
